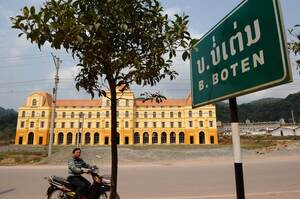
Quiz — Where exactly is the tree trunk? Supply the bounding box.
[109,82,118,199]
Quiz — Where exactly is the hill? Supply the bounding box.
[216,92,300,123]
[0,107,17,144]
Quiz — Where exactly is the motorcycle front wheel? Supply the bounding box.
[48,189,66,199]
[99,191,120,199]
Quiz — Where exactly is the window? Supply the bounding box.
[61,122,65,128]
[40,121,44,128]
[106,111,109,118]
[135,122,139,128]
[125,111,129,118]
[161,132,167,144]
[30,121,34,128]
[105,121,109,128]
[153,122,157,128]
[134,132,140,144]
[144,112,148,118]
[209,111,213,117]
[189,121,193,127]
[85,133,90,144]
[67,133,73,145]
[20,121,25,128]
[179,132,185,144]
[135,112,139,118]
[22,111,26,117]
[126,99,129,106]
[170,112,174,118]
[170,122,174,128]
[96,122,100,128]
[62,112,66,118]
[209,121,213,127]
[178,122,182,128]
[79,112,84,118]
[41,111,45,117]
[170,132,176,144]
[199,111,203,117]
[143,132,149,144]
[31,111,35,117]
[54,122,56,128]
[144,122,148,128]
[96,112,100,118]
[106,100,110,106]
[70,122,74,128]
[152,132,158,144]
[88,122,91,128]
[200,121,204,127]
[79,122,83,128]
[162,122,165,128]
[71,112,75,118]
[32,99,37,106]
[161,112,165,118]
[153,112,156,118]
[94,133,99,144]
[178,112,181,118]
[189,111,192,117]
[88,112,92,118]
[125,121,129,128]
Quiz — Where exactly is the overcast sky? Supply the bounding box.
[0,0,299,110]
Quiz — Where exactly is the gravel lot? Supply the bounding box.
[1,140,300,166]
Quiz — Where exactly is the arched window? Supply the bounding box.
[58,132,64,145]
[134,132,140,144]
[143,132,149,144]
[67,133,73,145]
[28,132,34,144]
[161,132,167,144]
[94,133,99,144]
[179,132,185,144]
[170,132,176,144]
[41,111,45,117]
[152,132,158,144]
[199,132,205,144]
[85,132,90,144]
[71,112,75,118]
[31,111,35,117]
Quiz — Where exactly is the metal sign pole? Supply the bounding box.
[229,97,245,199]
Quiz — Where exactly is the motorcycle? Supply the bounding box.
[46,166,120,199]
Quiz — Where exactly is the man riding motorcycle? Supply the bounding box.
[68,148,92,199]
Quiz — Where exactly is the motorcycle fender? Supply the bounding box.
[47,185,56,196]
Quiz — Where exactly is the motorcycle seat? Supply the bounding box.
[52,176,72,187]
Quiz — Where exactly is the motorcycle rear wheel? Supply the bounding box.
[48,189,66,199]
[99,191,120,199]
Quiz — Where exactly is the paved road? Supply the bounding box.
[0,157,300,199]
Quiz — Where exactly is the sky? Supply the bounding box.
[0,0,299,110]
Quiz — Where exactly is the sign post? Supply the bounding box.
[190,0,292,198]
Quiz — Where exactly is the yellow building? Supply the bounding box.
[15,89,218,145]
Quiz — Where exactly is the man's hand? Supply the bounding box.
[82,168,91,174]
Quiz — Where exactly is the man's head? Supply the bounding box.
[72,147,81,159]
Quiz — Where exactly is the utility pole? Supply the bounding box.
[77,112,84,148]
[291,110,296,126]
[48,54,62,158]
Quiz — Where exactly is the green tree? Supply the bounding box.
[288,24,300,73]
[11,0,193,198]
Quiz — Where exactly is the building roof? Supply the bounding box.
[135,99,188,106]
[56,99,102,107]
